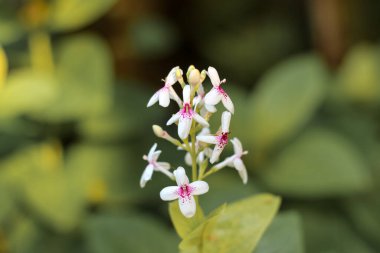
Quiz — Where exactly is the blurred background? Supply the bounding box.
[0,0,380,252]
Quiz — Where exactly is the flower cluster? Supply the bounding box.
[141,66,248,218]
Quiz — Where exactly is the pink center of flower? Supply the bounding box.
[181,103,194,118]
[178,184,194,202]
[216,86,228,98]
[217,132,229,148]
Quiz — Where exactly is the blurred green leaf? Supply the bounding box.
[259,127,372,198]
[333,44,380,106]
[48,0,117,32]
[0,69,58,118]
[246,54,328,152]
[201,194,281,253]
[254,211,304,253]
[84,214,178,253]
[0,19,25,45]
[301,207,375,253]
[0,45,7,86]
[39,34,113,121]
[169,200,204,239]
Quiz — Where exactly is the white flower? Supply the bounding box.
[179,128,213,166]
[204,66,234,114]
[214,138,248,184]
[147,66,182,107]
[193,84,217,114]
[140,143,173,188]
[196,111,231,163]
[160,167,209,218]
[167,85,209,139]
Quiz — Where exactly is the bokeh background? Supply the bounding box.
[0,0,380,252]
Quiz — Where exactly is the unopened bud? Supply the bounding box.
[200,70,207,83]
[188,69,201,86]
[186,65,195,79]
[153,125,166,138]
[176,69,185,87]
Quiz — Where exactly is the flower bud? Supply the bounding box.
[153,125,166,138]
[186,65,195,79]
[188,69,201,86]
[200,70,207,83]
[176,68,185,87]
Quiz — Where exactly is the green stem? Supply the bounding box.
[190,121,197,181]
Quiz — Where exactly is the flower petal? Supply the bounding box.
[157,167,174,179]
[173,167,189,186]
[214,156,234,170]
[221,111,232,133]
[210,144,224,164]
[185,152,192,166]
[178,116,192,139]
[231,138,243,155]
[205,104,217,113]
[222,94,234,114]
[207,66,221,87]
[166,66,179,86]
[190,181,209,196]
[169,87,182,105]
[196,135,218,144]
[159,88,170,107]
[147,143,157,160]
[150,150,161,161]
[234,158,248,184]
[140,164,154,188]
[193,113,209,127]
[178,195,196,218]
[167,112,180,125]
[199,127,210,136]
[183,85,191,104]
[204,88,222,105]
[147,91,159,107]
[156,162,170,170]
[160,186,179,201]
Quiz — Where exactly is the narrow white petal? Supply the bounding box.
[183,85,191,104]
[190,181,209,196]
[204,88,222,105]
[222,94,234,114]
[167,112,180,125]
[147,91,159,107]
[150,150,162,161]
[147,143,157,160]
[173,167,189,186]
[210,145,224,164]
[156,162,170,170]
[234,158,248,184]
[196,135,218,144]
[185,152,192,166]
[193,113,209,127]
[178,116,192,139]
[205,104,217,113]
[160,186,179,201]
[198,127,210,136]
[207,66,221,87]
[169,86,182,106]
[231,138,243,155]
[157,167,174,179]
[140,164,154,188]
[197,84,205,96]
[221,111,232,133]
[159,89,170,107]
[178,195,196,218]
[214,156,233,170]
[165,66,179,86]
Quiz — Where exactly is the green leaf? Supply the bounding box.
[254,211,304,253]
[0,69,58,118]
[0,44,7,86]
[259,127,372,198]
[40,34,113,121]
[84,214,178,253]
[0,18,25,45]
[246,54,328,152]
[201,194,281,253]
[169,199,205,239]
[48,0,117,32]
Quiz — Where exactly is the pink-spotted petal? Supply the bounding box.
[222,94,234,114]
[140,164,154,188]
[210,144,224,164]
[178,116,192,139]
[207,66,221,87]
[190,181,209,196]
[173,167,189,186]
[196,135,218,144]
[165,66,179,86]
[147,91,159,107]
[231,138,243,155]
[178,195,196,218]
[160,186,179,201]
[193,113,209,127]
[234,158,248,184]
[167,112,180,125]
[183,85,191,104]
[204,88,222,105]
[221,111,232,133]
[158,88,170,107]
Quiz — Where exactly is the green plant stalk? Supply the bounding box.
[190,121,197,181]
[28,30,54,72]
